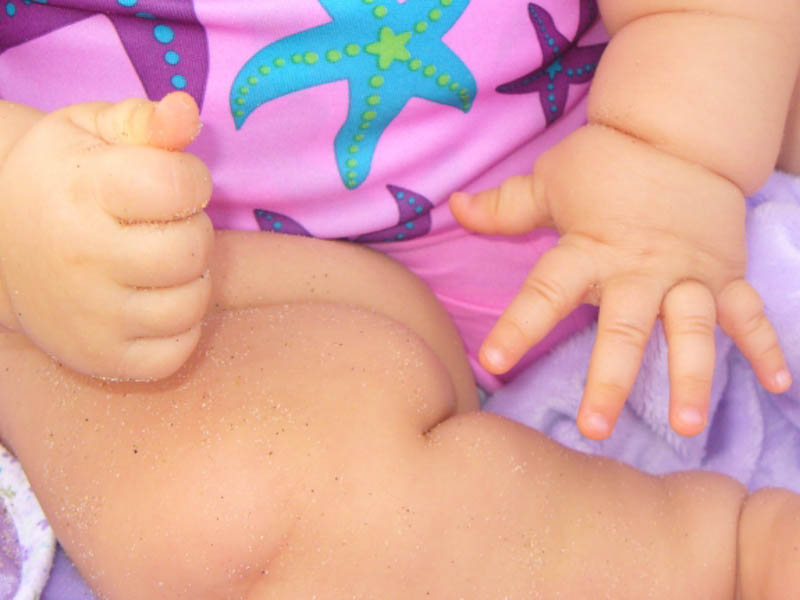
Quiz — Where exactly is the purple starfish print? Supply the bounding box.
[0,0,209,107]
[353,185,433,243]
[254,209,312,237]
[497,0,606,126]
[254,184,433,243]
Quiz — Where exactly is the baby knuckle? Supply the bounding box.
[522,276,568,311]
[734,308,769,340]
[675,314,715,337]
[602,318,650,348]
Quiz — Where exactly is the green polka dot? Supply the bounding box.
[259,65,271,75]
[347,181,357,189]
[414,21,428,33]
[326,49,342,62]
[362,0,374,3]
[362,110,377,121]
[345,44,360,57]
[248,76,258,85]
[441,0,452,5]
[408,58,422,71]
[366,94,381,106]
[360,122,371,130]
[437,74,451,86]
[354,133,365,141]
[373,5,388,18]
[349,145,359,154]
[450,82,459,90]
[369,75,384,88]
[304,52,319,64]
[236,97,245,105]
[429,8,441,20]
[239,86,250,94]
[346,158,357,167]
[423,65,436,77]
[292,54,303,64]
[274,57,286,67]
[235,110,244,117]
[463,102,472,110]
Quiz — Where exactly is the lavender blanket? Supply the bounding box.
[2,172,799,599]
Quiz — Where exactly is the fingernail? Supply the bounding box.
[774,368,792,391]
[677,406,705,430]
[583,412,610,439]
[482,346,506,372]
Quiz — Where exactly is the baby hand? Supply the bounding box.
[0,92,213,381]
[451,125,791,439]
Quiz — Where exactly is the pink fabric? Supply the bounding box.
[0,0,606,388]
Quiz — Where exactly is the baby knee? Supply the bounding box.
[737,487,800,600]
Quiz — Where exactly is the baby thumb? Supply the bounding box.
[92,92,201,151]
[449,174,552,236]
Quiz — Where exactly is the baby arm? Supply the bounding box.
[0,94,214,380]
[452,0,800,439]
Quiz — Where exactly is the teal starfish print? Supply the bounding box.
[231,0,476,189]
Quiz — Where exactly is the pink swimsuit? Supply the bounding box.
[0,0,607,389]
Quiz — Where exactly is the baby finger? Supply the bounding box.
[123,273,212,339]
[449,174,550,235]
[110,211,215,289]
[579,279,662,440]
[662,281,716,436]
[480,244,595,374]
[118,324,204,382]
[717,279,792,394]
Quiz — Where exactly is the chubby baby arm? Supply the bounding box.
[452,0,800,439]
[0,93,213,381]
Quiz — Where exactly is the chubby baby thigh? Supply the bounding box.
[0,300,459,600]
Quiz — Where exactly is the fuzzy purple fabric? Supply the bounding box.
[486,171,800,493]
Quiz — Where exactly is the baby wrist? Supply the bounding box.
[588,10,798,196]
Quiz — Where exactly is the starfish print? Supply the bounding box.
[254,184,433,243]
[0,0,209,107]
[496,0,606,125]
[231,0,476,190]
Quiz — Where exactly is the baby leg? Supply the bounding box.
[1,232,797,599]
[1,302,775,600]
[738,488,800,599]
[778,66,800,174]
[0,302,465,599]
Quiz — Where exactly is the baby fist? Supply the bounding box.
[0,93,214,381]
